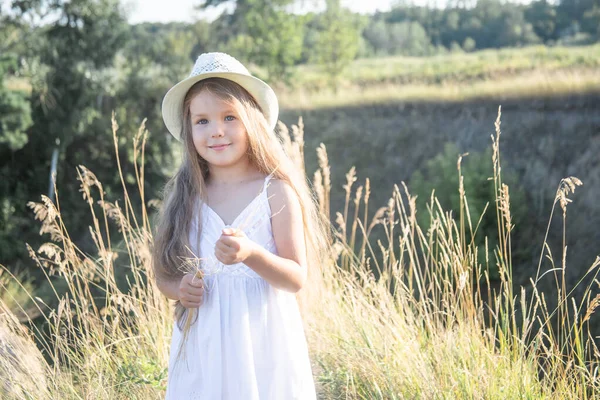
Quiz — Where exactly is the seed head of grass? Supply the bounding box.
[557,177,583,214]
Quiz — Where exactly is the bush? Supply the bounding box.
[463,37,477,52]
[410,142,527,280]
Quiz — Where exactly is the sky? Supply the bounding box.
[124,0,395,24]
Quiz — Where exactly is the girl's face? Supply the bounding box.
[189,90,250,170]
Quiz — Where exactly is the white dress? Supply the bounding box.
[165,174,317,400]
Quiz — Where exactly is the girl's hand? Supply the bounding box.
[178,273,205,308]
[215,228,256,265]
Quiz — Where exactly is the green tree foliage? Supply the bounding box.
[582,6,600,37]
[0,56,31,151]
[363,19,389,56]
[364,18,433,56]
[242,5,304,83]
[385,0,549,51]
[463,36,476,51]
[494,7,541,47]
[558,0,600,36]
[0,0,174,273]
[312,0,361,88]
[526,0,558,41]
[198,0,303,83]
[391,21,433,55]
[198,0,598,60]
[0,55,33,266]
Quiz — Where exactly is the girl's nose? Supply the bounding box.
[211,122,225,137]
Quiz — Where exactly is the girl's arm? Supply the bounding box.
[156,276,182,300]
[245,179,308,293]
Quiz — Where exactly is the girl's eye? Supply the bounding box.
[197,118,208,125]
[225,115,236,121]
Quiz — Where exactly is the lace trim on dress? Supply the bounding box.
[194,174,276,282]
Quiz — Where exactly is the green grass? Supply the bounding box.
[1,114,599,398]
[275,44,600,109]
[279,69,600,109]
[292,44,600,88]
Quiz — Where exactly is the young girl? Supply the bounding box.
[152,52,328,399]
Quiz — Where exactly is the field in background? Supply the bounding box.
[276,44,600,108]
[297,45,600,86]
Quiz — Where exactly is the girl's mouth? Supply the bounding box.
[210,144,231,151]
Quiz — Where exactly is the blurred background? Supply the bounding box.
[1,0,599,311]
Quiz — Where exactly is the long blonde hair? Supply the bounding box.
[152,78,330,316]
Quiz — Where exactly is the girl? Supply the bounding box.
[152,52,328,399]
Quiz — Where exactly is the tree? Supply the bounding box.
[525,0,558,42]
[0,54,33,267]
[242,6,304,83]
[462,36,476,51]
[446,10,460,31]
[493,7,540,47]
[0,56,32,152]
[1,0,149,273]
[388,21,433,56]
[312,0,361,89]
[197,0,303,83]
[582,6,600,37]
[363,19,390,56]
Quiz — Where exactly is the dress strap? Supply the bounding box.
[263,172,275,191]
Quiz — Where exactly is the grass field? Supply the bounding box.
[275,44,600,109]
[279,69,600,109]
[295,44,600,86]
[1,114,599,399]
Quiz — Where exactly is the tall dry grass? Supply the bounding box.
[306,107,600,398]
[1,109,599,399]
[1,117,172,399]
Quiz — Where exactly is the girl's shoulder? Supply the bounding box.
[266,178,301,218]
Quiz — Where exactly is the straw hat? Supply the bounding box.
[161,52,279,141]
